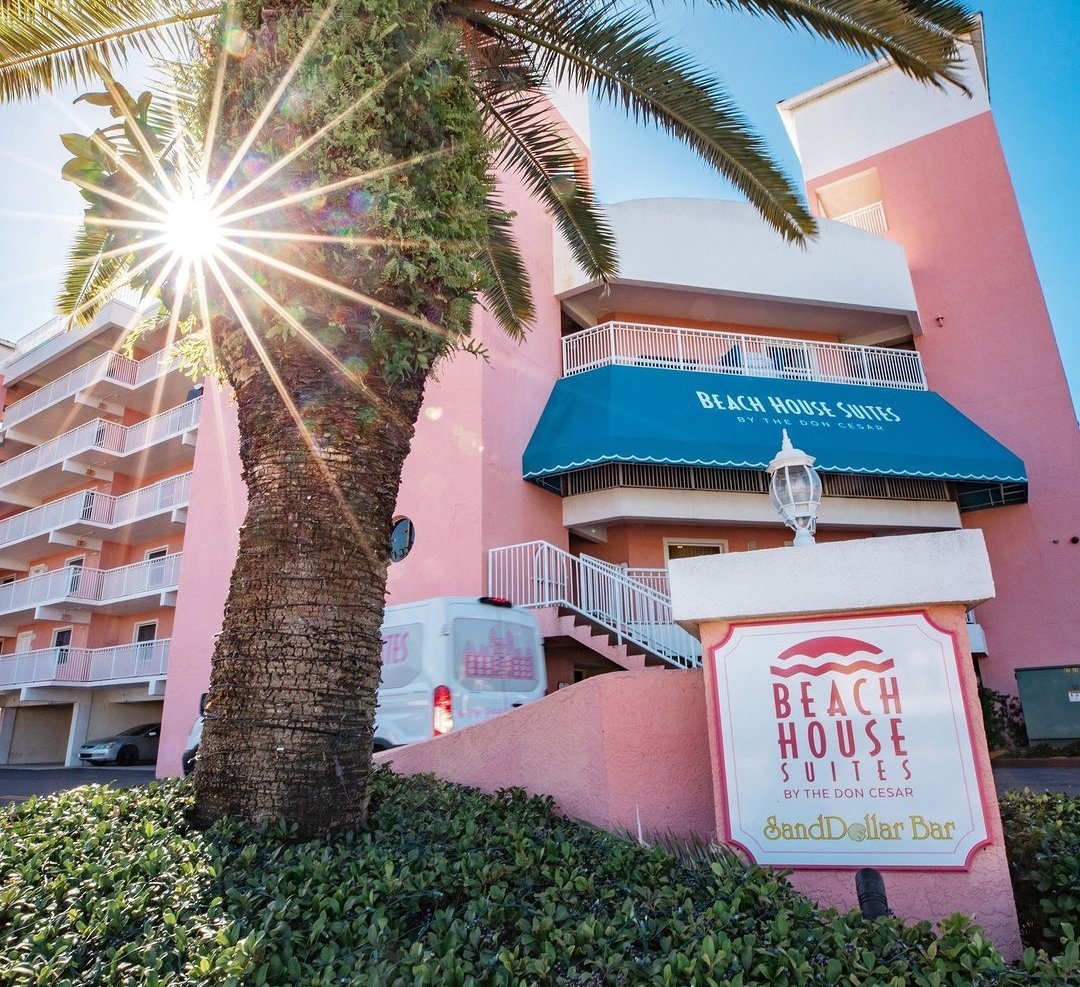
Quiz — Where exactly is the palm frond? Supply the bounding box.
[477,195,535,338]
[56,218,131,325]
[475,83,618,279]
[704,0,976,92]
[0,0,218,102]
[456,0,816,242]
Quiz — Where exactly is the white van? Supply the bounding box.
[181,597,545,771]
[373,596,546,749]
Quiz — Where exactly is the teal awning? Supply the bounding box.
[523,365,1026,488]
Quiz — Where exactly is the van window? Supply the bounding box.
[380,623,422,689]
[453,618,540,690]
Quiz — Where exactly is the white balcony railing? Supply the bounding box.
[1,288,144,368]
[0,553,182,617]
[0,638,170,689]
[123,399,200,453]
[0,398,200,490]
[833,201,888,236]
[624,567,670,596]
[561,321,927,390]
[488,540,701,670]
[3,347,174,430]
[0,472,192,551]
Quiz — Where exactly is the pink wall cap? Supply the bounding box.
[671,529,994,629]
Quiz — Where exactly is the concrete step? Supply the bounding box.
[533,606,650,671]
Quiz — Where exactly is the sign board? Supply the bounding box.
[708,611,989,869]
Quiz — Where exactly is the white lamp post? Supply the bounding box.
[766,430,822,547]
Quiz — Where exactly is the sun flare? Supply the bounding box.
[163,192,224,264]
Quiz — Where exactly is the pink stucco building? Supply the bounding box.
[0,22,1075,776]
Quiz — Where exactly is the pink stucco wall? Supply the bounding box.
[386,167,569,603]
[157,381,244,775]
[385,614,1022,958]
[804,112,1080,695]
[157,169,572,773]
[381,668,716,840]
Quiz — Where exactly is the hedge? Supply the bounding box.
[1,771,1078,986]
[999,789,1080,954]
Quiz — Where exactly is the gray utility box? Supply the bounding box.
[1015,665,1080,742]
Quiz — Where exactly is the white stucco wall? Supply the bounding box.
[778,35,989,181]
[554,198,919,323]
[562,487,960,531]
[670,529,994,626]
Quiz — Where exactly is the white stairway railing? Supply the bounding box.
[561,321,927,390]
[0,638,170,689]
[0,472,192,550]
[488,540,701,669]
[0,553,182,616]
[0,398,200,490]
[3,347,174,430]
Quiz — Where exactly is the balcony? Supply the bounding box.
[0,472,191,565]
[554,199,920,339]
[0,398,200,506]
[0,288,148,386]
[833,202,888,236]
[0,639,169,692]
[561,321,927,390]
[0,553,182,624]
[1,347,189,442]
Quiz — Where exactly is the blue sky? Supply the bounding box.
[0,3,1076,410]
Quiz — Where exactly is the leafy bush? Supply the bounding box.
[1,771,1078,986]
[979,685,1028,750]
[999,789,1080,953]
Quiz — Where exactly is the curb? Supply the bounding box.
[991,757,1080,769]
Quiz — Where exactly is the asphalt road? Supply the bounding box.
[0,766,157,806]
[0,764,1077,809]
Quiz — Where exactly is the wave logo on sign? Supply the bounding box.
[770,636,895,678]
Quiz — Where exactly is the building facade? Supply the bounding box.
[0,25,1075,771]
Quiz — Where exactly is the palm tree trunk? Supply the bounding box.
[184,0,491,837]
[192,326,426,836]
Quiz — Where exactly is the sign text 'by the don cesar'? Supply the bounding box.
[709,612,989,868]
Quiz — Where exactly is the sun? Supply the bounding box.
[163,191,224,264]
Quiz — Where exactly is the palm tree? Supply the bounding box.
[0,0,975,837]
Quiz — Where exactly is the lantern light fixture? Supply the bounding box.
[766,430,822,547]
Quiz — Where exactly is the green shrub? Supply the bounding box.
[1,772,1078,986]
[999,789,1080,953]
[979,685,1028,750]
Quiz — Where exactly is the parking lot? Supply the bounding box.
[0,766,157,806]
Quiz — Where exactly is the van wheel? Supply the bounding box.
[117,745,139,766]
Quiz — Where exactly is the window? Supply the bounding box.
[134,622,157,659]
[146,548,168,588]
[133,622,157,644]
[66,557,85,596]
[80,489,97,521]
[53,627,72,664]
[389,518,414,563]
[664,539,728,564]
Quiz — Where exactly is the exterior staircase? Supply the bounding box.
[488,540,702,670]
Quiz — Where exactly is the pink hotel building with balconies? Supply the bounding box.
[0,25,1076,770]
